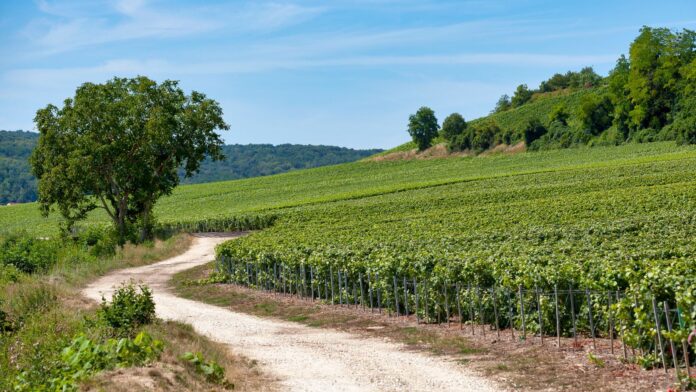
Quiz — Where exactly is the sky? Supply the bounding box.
[1,1,695,149]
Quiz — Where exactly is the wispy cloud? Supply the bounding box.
[23,1,324,54]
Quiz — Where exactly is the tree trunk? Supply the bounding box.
[139,201,153,243]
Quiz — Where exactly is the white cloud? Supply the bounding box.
[23,1,324,54]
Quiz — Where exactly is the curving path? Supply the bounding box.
[83,233,497,392]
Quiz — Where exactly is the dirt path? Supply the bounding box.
[83,233,498,392]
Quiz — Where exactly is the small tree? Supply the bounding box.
[31,76,229,242]
[511,84,533,107]
[408,107,440,151]
[441,113,467,142]
[493,95,512,113]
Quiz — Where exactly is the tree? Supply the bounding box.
[627,27,696,131]
[440,113,467,143]
[31,76,229,242]
[493,95,511,113]
[523,118,547,147]
[470,121,500,152]
[577,93,613,135]
[511,84,533,107]
[607,55,632,138]
[407,107,439,151]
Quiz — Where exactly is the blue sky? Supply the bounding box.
[1,1,695,149]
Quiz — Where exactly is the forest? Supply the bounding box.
[0,130,380,204]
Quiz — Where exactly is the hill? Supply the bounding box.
[0,130,37,204]
[377,88,596,156]
[388,27,696,157]
[0,130,381,204]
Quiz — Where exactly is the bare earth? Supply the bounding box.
[83,233,498,392]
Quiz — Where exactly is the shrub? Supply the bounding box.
[99,282,155,336]
[79,226,117,257]
[0,264,22,285]
[0,234,59,274]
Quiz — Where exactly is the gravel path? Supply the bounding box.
[83,233,498,392]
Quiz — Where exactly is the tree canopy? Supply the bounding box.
[407,107,440,151]
[31,76,229,241]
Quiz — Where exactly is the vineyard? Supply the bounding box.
[206,142,696,375]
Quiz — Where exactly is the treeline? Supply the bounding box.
[407,26,696,153]
[0,131,37,204]
[179,144,382,184]
[0,130,381,204]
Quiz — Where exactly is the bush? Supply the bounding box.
[0,264,22,285]
[79,226,117,257]
[0,234,59,274]
[99,282,155,336]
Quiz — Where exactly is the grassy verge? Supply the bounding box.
[0,234,272,391]
[172,263,673,392]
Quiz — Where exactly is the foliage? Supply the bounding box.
[511,84,533,107]
[0,130,380,205]
[548,104,571,126]
[448,120,502,152]
[388,26,696,154]
[577,93,613,135]
[0,233,59,274]
[0,130,37,204]
[407,106,440,151]
[493,94,511,113]
[180,351,231,387]
[14,331,163,391]
[31,76,229,241]
[523,118,547,147]
[440,113,467,145]
[99,282,155,336]
[627,27,696,132]
[212,142,696,355]
[539,67,603,92]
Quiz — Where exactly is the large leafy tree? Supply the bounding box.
[407,107,439,151]
[31,76,229,241]
[627,27,696,130]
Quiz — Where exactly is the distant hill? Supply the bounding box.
[0,130,382,204]
[0,131,37,204]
